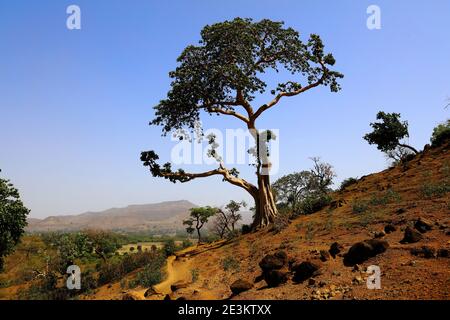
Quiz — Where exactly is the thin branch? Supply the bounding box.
[252,62,328,120]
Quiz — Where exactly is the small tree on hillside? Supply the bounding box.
[364,111,419,157]
[141,18,343,230]
[183,207,217,243]
[0,170,30,271]
[212,200,246,238]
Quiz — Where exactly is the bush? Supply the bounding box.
[191,268,199,282]
[130,254,165,288]
[162,240,176,257]
[352,199,369,214]
[339,177,358,191]
[241,224,252,234]
[297,194,332,215]
[222,256,240,272]
[430,120,450,147]
[272,211,290,234]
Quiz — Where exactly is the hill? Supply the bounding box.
[26,200,197,234]
[99,141,449,300]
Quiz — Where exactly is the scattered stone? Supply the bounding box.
[352,264,361,272]
[144,287,157,298]
[329,242,344,258]
[352,276,364,285]
[332,270,341,276]
[437,248,449,258]
[396,208,406,214]
[292,260,322,283]
[164,294,171,300]
[122,293,136,300]
[264,270,288,288]
[374,231,386,238]
[176,297,187,300]
[170,281,190,292]
[400,226,423,244]
[410,246,436,258]
[230,279,253,295]
[318,280,328,287]
[319,250,331,262]
[259,252,286,271]
[343,239,389,266]
[384,224,397,234]
[414,218,433,233]
[409,260,417,266]
[308,278,316,286]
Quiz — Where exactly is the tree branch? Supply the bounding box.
[252,62,328,120]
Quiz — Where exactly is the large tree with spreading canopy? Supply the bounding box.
[141,18,343,229]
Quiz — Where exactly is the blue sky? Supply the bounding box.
[1,0,449,218]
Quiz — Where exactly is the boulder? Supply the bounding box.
[164,294,171,300]
[374,231,386,238]
[264,270,288,288]
[170,281,190,292]
[414,218,433,233]
[230,279,253,295]
[292,260,322,283]
[143,286,157,298]
[437,248,449,258]
[400,226,423,244]
[328,242,344,258]
[384,224,397,234]
[343,239,389,266]
[410,246,436,259]
[259,252,286,271]
[122,293,136,300]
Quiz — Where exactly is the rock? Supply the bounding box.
[318,280,328,287]
[384,224,397,234]
[144,287,157,298]
[164,294,171,300]
[308,278,316,286]
[332,271,341,276]
[352,276,364,285]
[329,242,344,258]
[374,231,386,238]
[437,248,449,258]
[343,239,389,266]
[414,218,433,233]
[122,293,136,300]
[352,264,361,272]
[319,250,331,262]
[230,279,253,295]
[400,226,423,244]
[170,281,190,292]
[264,270,288,287]
[396,208,406,214]
[176,297,187,300]
[292,260,322,283]
[410,246,436,258]
[259,252,286,271]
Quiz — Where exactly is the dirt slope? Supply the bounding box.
[147,143,449,300]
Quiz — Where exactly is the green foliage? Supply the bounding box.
[183,206,217,242]
[241,224,252,235]
[222,256,240,272]
[162,239,176,257]
[352,189,401,214]
[297,194,332,215]
[364,111,410,152]
[147,18,343,136]
[0,170,30,271]
[352,200,369,214]
[430,119,450,147]
[339,177,358,191]
[305,222,316,241]
[130,254,166,288]
[421,182,450,198]
[191,268,200,283]
[181,239,193,249]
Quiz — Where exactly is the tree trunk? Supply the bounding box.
[252,174,278,229]
[196,227,202,243]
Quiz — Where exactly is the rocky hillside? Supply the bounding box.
[26,200,197,233]
[111,142,449,300]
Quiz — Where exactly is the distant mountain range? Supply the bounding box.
[26,200,197,234]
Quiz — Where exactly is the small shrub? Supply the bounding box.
[430,120,450,147]
[222,256,240,272]
[163,240,176,257]
[368,189,401,206]
[339,177,358,191]
[241,224,252,235]
[305,222,315,241]
[191,268,199,283]
[352,199,369,214]
[421,182,450,198]
[298,194,332,215]
[130,254,165,288]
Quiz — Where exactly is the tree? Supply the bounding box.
[0,170,30,271]
[430,119,450,147]
[272,158,335,210]
[364,111,418,156]
[141,18,343,230]
[212,200,245,238]
[183,207,217,243]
